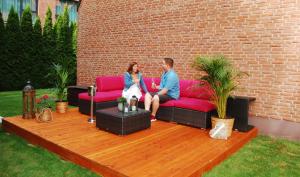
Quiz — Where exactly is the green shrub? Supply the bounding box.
[0,11,6,91]
[0,7,77,91]
[5,7,22,90]
[20,6,34,86]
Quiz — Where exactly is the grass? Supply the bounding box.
[1,89,300,177]
[203,136,300,177]
[0,128,100,177]
[0,89,53,117]
[0,89,100,177]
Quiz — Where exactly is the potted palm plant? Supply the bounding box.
[53,64,69,113]
[193,55,246,138]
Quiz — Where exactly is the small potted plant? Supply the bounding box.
[193,55,246,138]
[53,64,69,113]
[117,97,127,112]
[35,94,55,122]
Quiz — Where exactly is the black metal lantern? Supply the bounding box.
[22,81,36,119]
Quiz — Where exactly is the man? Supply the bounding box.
[144,58,180,121]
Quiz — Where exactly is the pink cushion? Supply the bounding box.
[180,80,213,100]
[139,93,175,107]
[160,100,176,107]
[174,97,216,112]
[96,76,124,92]
[139,94,146,102]
[79,90,122,102]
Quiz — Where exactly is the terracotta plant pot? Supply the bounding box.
[56,101,68,113]
[211,116,235,138]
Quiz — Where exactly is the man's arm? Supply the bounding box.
[157,88,168,95]
[158,73,178,95]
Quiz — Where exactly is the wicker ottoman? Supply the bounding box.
[96,107,151,135]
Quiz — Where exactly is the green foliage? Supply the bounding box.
[20,5,34,85]
[193,55,245,119]
[53,64,69,102]
[35,94,55,112]
[0,11,6,90]
[0,7,77,91]
[43,7,53,37]
[43,7,56,88]
[117,97,127,103]
[71,22,78,52]
[5,7,22,91]
[55,7,76,85]
[32,17,45,88]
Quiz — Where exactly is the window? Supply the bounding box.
[56,0,78,23]
[0,0,38,21]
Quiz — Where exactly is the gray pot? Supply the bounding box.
[118,102,124,112]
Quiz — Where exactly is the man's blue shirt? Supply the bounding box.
[159,69,180,99]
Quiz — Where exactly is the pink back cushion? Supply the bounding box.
[96,76,124,92]
[180,80,213,100]
[143,77,161,93]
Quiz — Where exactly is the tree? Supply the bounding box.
[69,22,77,85]
[43,7,56,87]
[0,11,6,90]
[55,7,76,85]
[5,7,22,90]
[32,17,44,88]
[20,5,34,86]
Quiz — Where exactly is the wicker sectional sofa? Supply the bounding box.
[78,76,216,129]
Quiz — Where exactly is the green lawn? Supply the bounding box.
[1,90,300,177]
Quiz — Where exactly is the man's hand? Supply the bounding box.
[152,83,160,89]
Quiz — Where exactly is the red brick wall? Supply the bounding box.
[77,0,300,122]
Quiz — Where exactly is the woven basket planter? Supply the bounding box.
[211,116,235,138]
[36,108,53,122]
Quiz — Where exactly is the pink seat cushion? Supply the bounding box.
[180,80,213,100]
[79,90,122,102]
[139,94,146,102]
[96,76,124,92]
[139,93,175,107]
[174,97,216,112]
[143,77,160,93]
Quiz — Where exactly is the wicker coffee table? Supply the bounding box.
[96,107,151,135]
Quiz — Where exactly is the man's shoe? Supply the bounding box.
[150,115,157,122]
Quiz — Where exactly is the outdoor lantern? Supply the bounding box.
[22,81,36,119]
[130,95,138,111]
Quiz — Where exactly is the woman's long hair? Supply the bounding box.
[127,62,139,74]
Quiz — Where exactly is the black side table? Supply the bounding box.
[227,96,256,132]
[67,86,88,106]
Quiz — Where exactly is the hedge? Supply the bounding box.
[0,7,77,91]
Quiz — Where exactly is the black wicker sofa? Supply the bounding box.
[78,76,216,129]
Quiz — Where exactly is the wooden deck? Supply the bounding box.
[2,108,258,177]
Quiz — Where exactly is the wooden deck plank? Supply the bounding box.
[2,108,257,177]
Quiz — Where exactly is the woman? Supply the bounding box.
[122,62,149,104]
